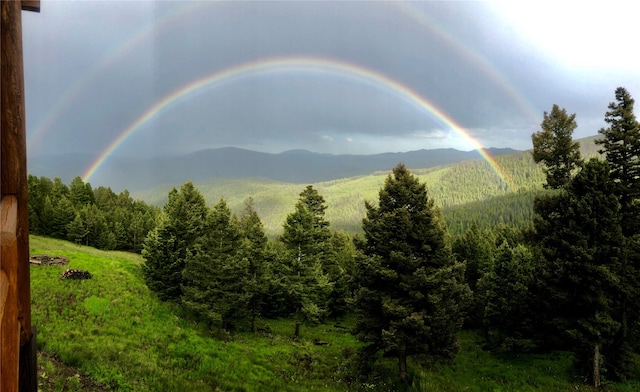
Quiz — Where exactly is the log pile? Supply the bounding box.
[29,254,69,266]
[60,269,92,280]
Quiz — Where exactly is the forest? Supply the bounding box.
[28,87,640,389]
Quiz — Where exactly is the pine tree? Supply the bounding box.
[531,104,582,189]
[142,181,208,301]
[595,87,640,379]
[238,198,271,332]
[534,159,624,386]
[49,196,75,239]
[352,164,470,380]
[483,242,535,352]
[596,87,640,235]
[280,186,334,327]
[68,176,95,206]
[182,199,247,331]
[453,222,495,328]
[66,212,88,245]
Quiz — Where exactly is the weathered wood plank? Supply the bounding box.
[21,1,40,13]
[0,271,9,335]
[1,196,20,392]
[2,0,27,196]
[1,195,18,233]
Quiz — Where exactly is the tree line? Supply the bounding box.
[27,175,159,252]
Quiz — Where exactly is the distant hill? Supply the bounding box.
[28,136,601,237]
[131,136,601,237]
[28,146,518,192]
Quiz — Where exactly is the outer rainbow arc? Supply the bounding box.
[27,1,207,151]
[392,1,540,125]
[82,56,511,188]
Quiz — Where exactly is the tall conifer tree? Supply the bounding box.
[181,198,246,330]
[531,104,582,189]
[595,87,640,378]
[352,164,469,380]
[238,198,272,332]
[280,186,333,325]
[142,181,208,301]
[534,159,624,386]
[596,87,640,235]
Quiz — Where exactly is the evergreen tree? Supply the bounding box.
[27,175,51,234]
[483,242,535,352]
[596,87,640,235]
[142,181,208,301]
[352,164,470,380]
[238,198,271,332]
[66,212,88,244]
[281,185,332,258]
[325,231,355,318]
[50,177,69,200]
[181,199,247,331]
[532,104,582,189]
[49,196,75,238]
[595,87,640,379]
[534,159,624,386]
[453,222,495,328]
[68,176,95,206]
[93,186,117,210]
[280,186,334,326]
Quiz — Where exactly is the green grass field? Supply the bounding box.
[30,235,639,391]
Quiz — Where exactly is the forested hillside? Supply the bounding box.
[26,136,599,247]
[132,139,603,236]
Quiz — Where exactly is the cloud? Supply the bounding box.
[410,130,450,140]
[21,1,640,161]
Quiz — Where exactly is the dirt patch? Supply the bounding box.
[30,254,69,266]
[38,351,111,391]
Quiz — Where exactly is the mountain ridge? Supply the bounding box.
[28,146,520,192]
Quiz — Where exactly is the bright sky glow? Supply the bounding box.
[490,2,640,71]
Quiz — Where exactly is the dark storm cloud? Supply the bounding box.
[22,1,640,158]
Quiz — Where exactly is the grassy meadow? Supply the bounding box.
[29,234,640,391]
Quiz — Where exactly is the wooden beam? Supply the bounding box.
[21,1,40,13]
[1,196,20,392]
[1,0,36,390]
[1,0,33,346]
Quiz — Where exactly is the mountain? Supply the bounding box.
[27,146,518,192]
[130,136,601,237]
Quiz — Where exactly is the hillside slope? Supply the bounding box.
[30,235,633,391]
[133,136,601,236]
[132,149,546,236]
[28,146,517,192]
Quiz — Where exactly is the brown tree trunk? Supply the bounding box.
[398,353,408,381]
[294,322,300,339]
[593,342,601,388]
[251,311,256,333]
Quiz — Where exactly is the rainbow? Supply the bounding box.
[26,1,205,151]
[392,1,540,124]
[82,56,512,187]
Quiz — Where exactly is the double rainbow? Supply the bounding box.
[82,56,511,187]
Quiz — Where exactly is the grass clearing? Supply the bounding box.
[30,235,639,391]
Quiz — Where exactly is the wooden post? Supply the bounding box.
[1,197,20,392]
[1,1,39,390]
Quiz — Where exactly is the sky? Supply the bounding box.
[22,1,640,162]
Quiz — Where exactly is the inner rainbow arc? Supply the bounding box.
[82,56,512,188]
